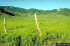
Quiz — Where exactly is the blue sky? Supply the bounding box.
[0,0,70,10]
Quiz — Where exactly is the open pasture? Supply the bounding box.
[0,15,70,46]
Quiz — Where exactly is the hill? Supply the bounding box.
[0,6,70,16]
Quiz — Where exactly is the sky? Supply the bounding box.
[0,0,70,10]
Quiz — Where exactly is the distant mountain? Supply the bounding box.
[0,6,70,16]
[0,6,27,13]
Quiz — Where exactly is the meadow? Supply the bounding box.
[0,14,70,46]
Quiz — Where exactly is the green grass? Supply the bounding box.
[0,14,70,46]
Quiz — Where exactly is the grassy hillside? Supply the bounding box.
[0,6,70,16]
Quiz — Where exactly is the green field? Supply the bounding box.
[0,14,70,46]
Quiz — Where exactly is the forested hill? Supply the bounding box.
[0,6,70,16]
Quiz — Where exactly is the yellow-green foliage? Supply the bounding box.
[0,16,70,46]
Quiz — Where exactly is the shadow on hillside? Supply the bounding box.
[0,8,14,16]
